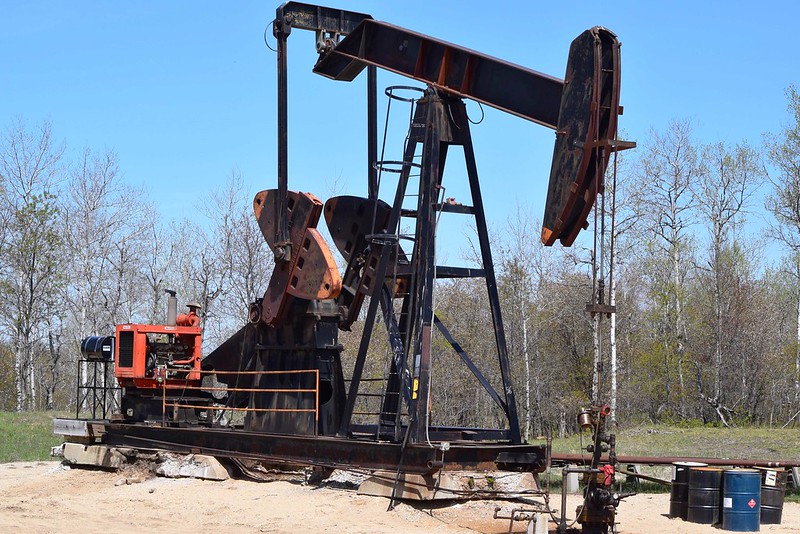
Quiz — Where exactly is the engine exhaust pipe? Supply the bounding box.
[165,289,177,326]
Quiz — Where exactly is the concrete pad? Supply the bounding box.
[53,419,91,437]
[154,454,229,481]
[358,470,538,500]
[62,443,125,469]
[358,471,455,500]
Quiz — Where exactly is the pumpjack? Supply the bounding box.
[67,3,633,533]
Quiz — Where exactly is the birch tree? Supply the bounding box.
[62,148,148,410]
[0,119,64,411]
[204,171,273,330]
[496,206,553,440]
[605,147,639,424]
[692,141,762,425]
[630,120,701,417]
[64,149,154,330]
[765,85,800,403]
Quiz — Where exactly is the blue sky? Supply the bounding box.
[2,1,798,256]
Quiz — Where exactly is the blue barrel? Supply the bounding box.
[723,469,761,531]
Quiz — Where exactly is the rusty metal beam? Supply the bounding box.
[275,2,372,35]
[433,315,507,414]
[552,453,800,469]
[313,19,628,248]
[313,19,564,129]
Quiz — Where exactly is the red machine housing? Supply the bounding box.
[114,322,202,389]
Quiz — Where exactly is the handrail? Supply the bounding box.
[160,368,320,435]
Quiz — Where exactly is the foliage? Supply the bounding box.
[0,410,68,462]
[0,122,273,413]
[551,424,800,459]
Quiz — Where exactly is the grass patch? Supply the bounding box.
[0,411,71,463]
[551,424,800,460]
[538,470,669,495]
[546,424,800,496]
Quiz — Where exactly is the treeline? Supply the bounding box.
[1,85,799,437]
[422,86,800,437]
[0,118,273,411]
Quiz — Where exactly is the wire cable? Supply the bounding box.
[467,101,485,125]
[263,22,277,53]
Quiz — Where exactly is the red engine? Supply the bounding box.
[114,296,203,390]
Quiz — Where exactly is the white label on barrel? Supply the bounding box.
[765,470,777,486]
[723,497,733,508]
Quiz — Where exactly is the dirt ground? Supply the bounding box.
[0,461,798,533]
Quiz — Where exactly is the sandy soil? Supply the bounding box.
[0,461,798,533]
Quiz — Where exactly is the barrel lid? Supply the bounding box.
[673,461,708,467]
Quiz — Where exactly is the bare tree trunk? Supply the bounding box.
[714,242,723,402]
[673,250,685,411]
[14,341,24,411]
[662,336,671,404]
[591,312,600,401]
[609,276,618,425]
[796,258,800,402]
[79,282,88,413]
[28,348,36,410]
[46,329,58,410]
[523,313,530,442]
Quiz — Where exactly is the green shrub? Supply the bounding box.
[0,411,70,463]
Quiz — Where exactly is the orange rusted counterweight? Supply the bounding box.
[253,189,342,326]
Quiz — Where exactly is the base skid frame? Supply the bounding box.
[102,422,547,475]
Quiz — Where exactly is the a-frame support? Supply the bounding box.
[337,87,522,444]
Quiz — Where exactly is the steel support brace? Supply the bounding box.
[453,98,522,443]
[272,2,374,259]
[367,65,378,199]
[433,315,507,414]
[410,94,441,442]
[274,23,290,259]
[336,100,421,438]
